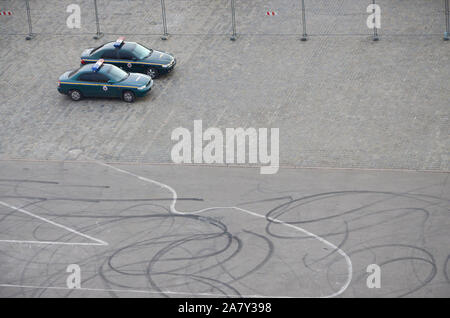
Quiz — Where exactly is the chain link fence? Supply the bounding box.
[0,0,448,40]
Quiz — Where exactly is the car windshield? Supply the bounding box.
[132,43,152,59]
[104,65,128,82]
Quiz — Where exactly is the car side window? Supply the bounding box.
[101,50,117,59]
[92,73,109,83]
[78,73,95,82]
[118,50,134,60]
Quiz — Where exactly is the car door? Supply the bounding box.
[98,72,122,98]
[100,49,120,68]
[76,73,99,97]
[91,73,116,98]
[78,72,114,97]
[117,50,138,73]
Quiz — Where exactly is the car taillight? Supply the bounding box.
[80,60,86,65]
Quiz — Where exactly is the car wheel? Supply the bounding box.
[69,89,82,101]
[147,67,158,79]
[122,90,135,103]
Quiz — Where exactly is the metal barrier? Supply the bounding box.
[160,0,168,40]
[230,0,236,40]
[0,0,446,41]
[301,0,307,41]
[93,0,102,39]
[371,0,379,41]
[445,0,449,40]
[25,0,33,39]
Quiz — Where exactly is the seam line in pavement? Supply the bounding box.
[0,158,448,173]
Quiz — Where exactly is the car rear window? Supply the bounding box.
[90,44,104,55]
[68,68,81,77]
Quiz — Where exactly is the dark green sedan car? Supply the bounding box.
[80,37,176,79]
[58,59,153,103]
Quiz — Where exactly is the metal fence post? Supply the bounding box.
[445,0,449,40]
[372,0,379,41]
[230,0,236,41]
[300,0,307,41]
[161,0,168,40]
[25,0,34,40]
[93,0,103,39]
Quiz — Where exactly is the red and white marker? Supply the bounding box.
[0,11,12,16]
[266,11,276,16]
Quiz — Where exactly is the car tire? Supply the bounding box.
[122,90,135,103]
[69,89,82,101]
[147,67,158,79]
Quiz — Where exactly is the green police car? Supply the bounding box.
[80,37,176,79]
[58,59,153,103]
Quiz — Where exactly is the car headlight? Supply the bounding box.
[137,85,146,90]
[162,59,174,68]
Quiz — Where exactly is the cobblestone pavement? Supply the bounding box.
[0,0,448,170]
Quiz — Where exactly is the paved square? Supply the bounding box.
[0,0,448,298]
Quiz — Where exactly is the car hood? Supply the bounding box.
[119,73,152,87]
[143,50,174,65]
